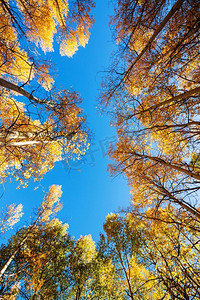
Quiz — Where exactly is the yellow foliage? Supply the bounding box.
[0,203,23,233]
[103,0,200,219]
[75,234,96,264]
[0,1,93,187]
[1,283,20,299]
[41,184,63,222]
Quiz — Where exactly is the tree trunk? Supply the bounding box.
[0,130,51,147]
[75,286,82,300]
[0,211,43,278]
[115,245,134,300]
[0,237,28,278]
[124,0,185,79]
[107,0,185,100]
[0,78,53,108]
[132,151,200,181]
[143,174,200,220]
[133,86,200,118]
[0,78,40,102]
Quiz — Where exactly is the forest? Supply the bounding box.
[0,0,199,298]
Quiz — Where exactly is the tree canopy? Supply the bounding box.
[101,0,200,220]
[0,0,200,298]
[0,0,94,185]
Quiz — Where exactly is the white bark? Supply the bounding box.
[0,130,50,147]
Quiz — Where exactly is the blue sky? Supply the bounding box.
[1,0,130,242]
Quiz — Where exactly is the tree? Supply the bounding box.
[99,207,200,299]
[0,0,94,82]
[89,254,125,299]
[1,196,198,299]
[0,203,122,299]
[65,234,97,299]
[99,212,167,299]
[0,0,94,185]
[0,87,89,186]
[0,184,78,300]
[127,206,200,299]
[0,220,72,299]
[0,0,94,87]
[101,0,200,218]
[0,184,63,279]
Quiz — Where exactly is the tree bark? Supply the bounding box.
[0,130,51,147]
[0,78,54,108]
[0,78,40,102]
